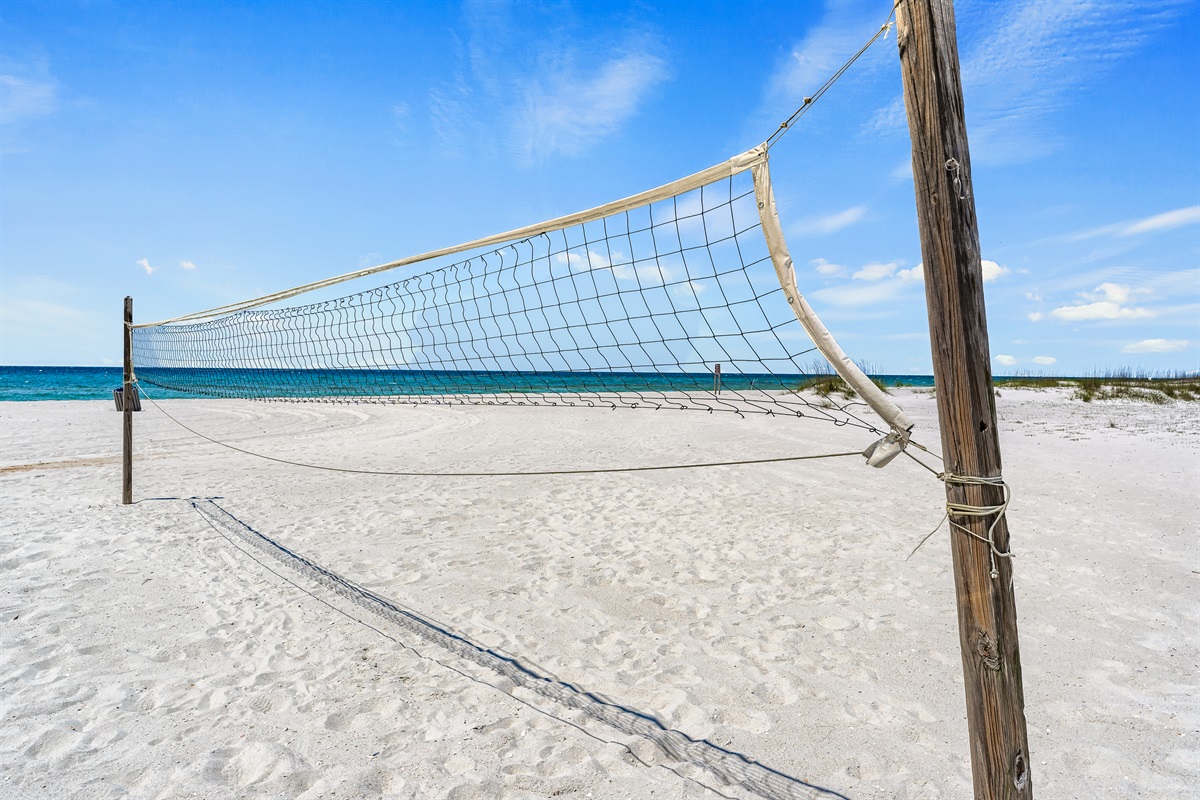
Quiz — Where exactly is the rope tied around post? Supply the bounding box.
[941,472,1012,578]
[907,471,1014,578]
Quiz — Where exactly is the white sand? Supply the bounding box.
[1,389,1197,799]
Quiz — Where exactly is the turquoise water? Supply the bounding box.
[0,365,936,402]
[0,366,195,401]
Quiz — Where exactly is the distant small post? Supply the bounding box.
[122,296,133,505]
[713,363,722,394]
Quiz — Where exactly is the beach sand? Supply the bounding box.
[1,388,1197,799]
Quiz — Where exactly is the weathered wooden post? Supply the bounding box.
[122,295,133,505]
[895,1,1033,797]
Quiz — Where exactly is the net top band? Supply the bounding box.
[134,146,769,329]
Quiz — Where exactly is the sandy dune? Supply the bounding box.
[1,388,1196,798]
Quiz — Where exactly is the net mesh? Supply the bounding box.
[133,169,883,434]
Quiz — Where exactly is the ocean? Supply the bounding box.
[0,365,936,402]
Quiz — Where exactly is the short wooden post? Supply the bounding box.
[713,363,722,394]
[895,1,1032,797]
[122,296,133,505]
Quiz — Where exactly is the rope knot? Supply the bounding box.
[939,471,1012,578]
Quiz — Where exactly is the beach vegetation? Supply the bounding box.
[795,374,856,400]
[993,369,1199,404]
[791,358,891,400]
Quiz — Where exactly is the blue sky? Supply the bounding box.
[2,0,1197,374]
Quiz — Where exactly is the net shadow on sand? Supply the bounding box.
[189,498,851,800]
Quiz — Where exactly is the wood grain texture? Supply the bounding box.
[895,1,1033,797]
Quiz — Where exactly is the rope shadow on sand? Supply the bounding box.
[189,498,850,800]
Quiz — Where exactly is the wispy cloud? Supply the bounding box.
[995,354,1056,367]
[793,205,867,236]
[762,3,894,139]
[0,73,57,125]
[516,53,669,161]
[1121,206,1200,235]
[867,1,1188,164]
[0,61,59,154]
[429,4,669,163]
[137,258,155,275]
[1068,205,1200,241]
[811,279,910,308]
[180,260,197,270]
[1121,338,1189,353]
[965,0,1186,163]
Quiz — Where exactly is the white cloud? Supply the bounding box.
[794,205,867,236]
[811,281,908,308]
[635,263,674,284]
[1121,338,1189,353]
[559,249,609,270]
[1027,312,1044,322]
[672,280,707,296]
[556,249,650,281]
[1032,355,1056,366]
[1084,282,1133,304]
[180,260,197,270]
[517,52,669,160]
[137,258,155,276]
[879,259,1006,283]
[1050,301,1153,321]
[981,259,1010,282]
[995,354,1018,366]
[810,257,844,276]
[852,261,900,281]
[889,158,913,182]
[1048,282,1154,321]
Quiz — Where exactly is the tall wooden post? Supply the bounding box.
[895,1,1032,797]
[122,296,134,505]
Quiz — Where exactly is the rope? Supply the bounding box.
[908,471,1013,578]
[944,158,968,200]
[764,11,897,150]
[136,381,862,477]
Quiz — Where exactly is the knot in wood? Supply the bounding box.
[974,629,1001,671]
[1012,749,1030,791]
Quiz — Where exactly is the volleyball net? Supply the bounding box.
[131,146,913,466]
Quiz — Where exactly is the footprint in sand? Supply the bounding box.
[815,615,859,631]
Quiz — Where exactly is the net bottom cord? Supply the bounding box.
[134,380,863,477]
[907,472,1014,578]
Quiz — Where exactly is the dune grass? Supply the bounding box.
[993,369,1199,403]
